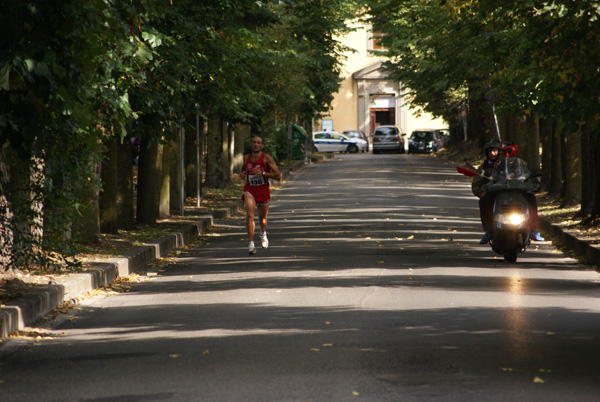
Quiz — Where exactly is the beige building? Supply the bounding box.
[319,22,446,139]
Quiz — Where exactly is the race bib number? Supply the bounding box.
[248,174,266,186]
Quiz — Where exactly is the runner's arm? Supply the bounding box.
[264,155,281,180]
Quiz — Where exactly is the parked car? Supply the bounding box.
[372,125,405,154]
[434,128,450,147]
[343,130,369,152]
[312,131,367,153]
[408,129,443,154]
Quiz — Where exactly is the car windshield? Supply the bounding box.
[374,127,397,136]
[411,132,434,140]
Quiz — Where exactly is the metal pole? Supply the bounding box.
[487,86,502,141]
[179,117,185,216]
[196,114,201,208]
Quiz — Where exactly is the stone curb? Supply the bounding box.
[0,158,314,339]
[0,218,213,339]
[538,217,600,267]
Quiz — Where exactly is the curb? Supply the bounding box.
[538,217,600,267]
[0,218,213,339]
[0,158,312,340]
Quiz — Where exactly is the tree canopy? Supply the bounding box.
[0,0,358,271]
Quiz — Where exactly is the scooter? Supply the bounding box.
[481,157,540,262]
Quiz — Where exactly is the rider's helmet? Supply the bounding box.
[483,139,501,158]
[499,142,519,158]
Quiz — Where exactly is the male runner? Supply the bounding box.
[240,136,281,255]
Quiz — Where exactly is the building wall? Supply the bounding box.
[320,22,446,138]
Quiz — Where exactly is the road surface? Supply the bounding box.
[1,153,599,401]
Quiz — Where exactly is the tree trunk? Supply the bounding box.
[224,120,233,183]
[184,116,195,198]
[76,157,101,244]
[137,133,164,224]
[580,129,594,217]
[539,118,553,191]
[549,120,563,196]
[5,148,47,268]
[234,124,249,173]
[591,132,600,219]
[515,114,540,172]
[204,114,225,189]
[0,145,12,270]
[560,127,582,207]
[99,135,118,234]
[581,127,600,220]
[163,138,176,217]
[466,88,490,146]
[116,136,135,230]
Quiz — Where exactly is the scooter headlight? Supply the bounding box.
[495,212,527,226]
[508,213,526,225]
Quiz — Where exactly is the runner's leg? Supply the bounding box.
[257,203,269,234]
[244,192,257,242]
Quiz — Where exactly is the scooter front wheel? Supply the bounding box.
[505,234,518,263]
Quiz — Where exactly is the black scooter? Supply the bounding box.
[482,157,540,262]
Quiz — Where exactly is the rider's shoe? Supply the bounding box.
[530,229,545,241]
[261,232,269,249]
[479,231,493,244]
[249,241,257,255]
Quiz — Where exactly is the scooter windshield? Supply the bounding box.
[492,157,529,182]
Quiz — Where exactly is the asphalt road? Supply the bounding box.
[1,153,599,402]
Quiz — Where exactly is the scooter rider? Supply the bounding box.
[495,142,544,242]
[472,139,501,244]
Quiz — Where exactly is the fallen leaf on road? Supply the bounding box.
[169,354,182,358]
[202,350,210,355]
[323,343,333,347]
[533,377,545,383]
[407,235,414,240]
[310,348,320,352]
[352,391,360,396]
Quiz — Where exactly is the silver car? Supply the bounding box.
[372,125,406,154]
[313,131,367,153]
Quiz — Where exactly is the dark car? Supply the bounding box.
[408,129,443,154]
[343,130,370,152]
[372,125,405,154]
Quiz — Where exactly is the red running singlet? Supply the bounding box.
[242,152,271,205]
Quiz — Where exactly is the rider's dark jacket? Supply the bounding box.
[471,158,495,198]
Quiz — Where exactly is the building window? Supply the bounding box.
[369,30,388,52]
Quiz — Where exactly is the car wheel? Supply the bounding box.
[347,144,358,153]
[313,145,319,153]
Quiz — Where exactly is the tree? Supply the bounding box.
[364,0,600,219]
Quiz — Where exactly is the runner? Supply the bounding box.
[240,136,282,255]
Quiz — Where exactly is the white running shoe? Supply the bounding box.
[248,242,256,255]
[261,232,269,249]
